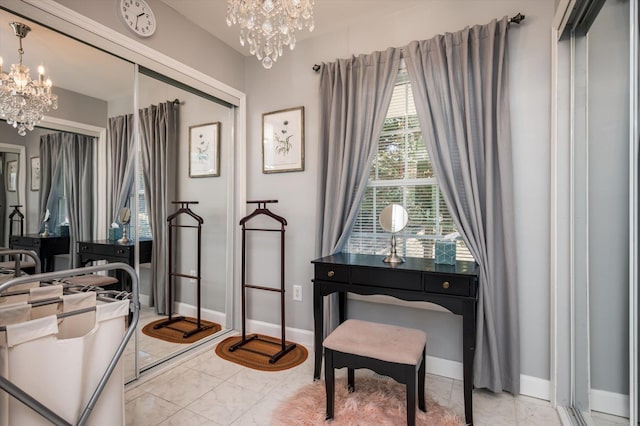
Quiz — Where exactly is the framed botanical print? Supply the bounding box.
[31,157,40,191]
[262,106,305,173]
[6,160,17,192]
[189,122,221,177]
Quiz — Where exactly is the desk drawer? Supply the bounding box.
[114,246,131,258]
[11,236,36,247]
[424,275,471,296]
[351,268,421,291]
[315,264,348,282]
[79,243,113,256]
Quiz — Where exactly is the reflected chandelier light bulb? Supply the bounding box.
[0,22,58,136]
[226,0,315,69]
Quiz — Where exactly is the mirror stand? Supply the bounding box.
[383,234,405,263]
[380,203,409,264]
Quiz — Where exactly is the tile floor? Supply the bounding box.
[124,336,592,426]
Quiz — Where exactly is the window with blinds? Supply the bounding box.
[345,68,474,262]
[133,155,152,238]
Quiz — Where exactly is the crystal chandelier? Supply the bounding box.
[226,0,315,69]
[0,22,58,136]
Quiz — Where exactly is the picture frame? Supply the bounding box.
[189,122,221,177]
[262,106,305,173]
[30,157,40,191]
[6,160,17,192]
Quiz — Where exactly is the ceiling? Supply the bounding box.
[0,1,426,104]
[159,0,425,56]
[0,8,134,103]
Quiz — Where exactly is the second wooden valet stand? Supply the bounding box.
[153,201,214,338]
[230,200,296,363]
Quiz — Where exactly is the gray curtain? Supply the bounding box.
[39,134,65,233]
[107,114,135,225]
[139,101,178,315]
[40,133,94,268]
[403,17,519,393]
[62,134,94,268]
[316,48,401,332]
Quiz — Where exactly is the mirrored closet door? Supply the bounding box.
[0,3,238,384]
[131,69,235,377]
[554,0,638,424]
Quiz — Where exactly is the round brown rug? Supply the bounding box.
[142,317,221,344]
[215,333,308,371]
[271,377,465,426]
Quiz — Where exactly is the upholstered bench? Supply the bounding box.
[323,319,427,426]
[0,259,36,273]
[62,274,119,288]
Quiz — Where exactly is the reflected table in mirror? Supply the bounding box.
[9,234,70,272]
[77,238,152,292]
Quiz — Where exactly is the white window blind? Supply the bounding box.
[346,69,474,262]
[133,154,152,238]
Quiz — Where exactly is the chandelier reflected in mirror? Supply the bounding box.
[226,0,315,69]
[0,22,58,136]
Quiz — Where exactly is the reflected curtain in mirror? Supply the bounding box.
[139,101,179,314]
[403,17,519,393]
[39,135,64,234]
[107,114,135,224]
[63,135,94,268]
[40,132,94,268]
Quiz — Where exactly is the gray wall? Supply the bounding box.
[243,0,555,382]
[53,0,246,93]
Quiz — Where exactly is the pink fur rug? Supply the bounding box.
[271,377,464,425]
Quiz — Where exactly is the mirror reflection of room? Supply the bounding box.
[0,6,233,386]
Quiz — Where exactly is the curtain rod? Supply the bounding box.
[311,12,525,73]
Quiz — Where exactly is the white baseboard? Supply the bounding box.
[521,374,552,401]
[138,295,227,327]
[425,355,463,380]
[591,388,629,419]
[239,317,552,401]
[139,294,149,306]
[244,318,315,347]
[174,301,227,327]
[140,302,555,403]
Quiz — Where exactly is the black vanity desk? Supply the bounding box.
[9,234,70,272]
[312,253,479,425]
[77,238,152,292]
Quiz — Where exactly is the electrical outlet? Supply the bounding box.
[293,285,302,301]
[189,269,196,283]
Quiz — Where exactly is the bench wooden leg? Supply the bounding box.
[347,368,355,392]
[419,347,426,412]
[324,348,335,420]
[406,364,417,426]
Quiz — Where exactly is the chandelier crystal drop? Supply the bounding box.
[0,22,58,136]
[226,0,315,69]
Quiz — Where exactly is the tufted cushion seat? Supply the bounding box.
[323,319,426,365]
[63,274,119,287]
[323,319,427,426]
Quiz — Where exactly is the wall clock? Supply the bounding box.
[119,0,157,38]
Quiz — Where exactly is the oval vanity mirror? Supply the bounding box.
[379,203,408,263]
[40,209,51,237]
[117,207,131,244]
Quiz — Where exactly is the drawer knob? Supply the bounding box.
[442,281,450,289]
[327,270,335,278]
